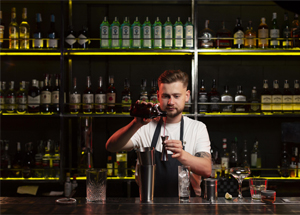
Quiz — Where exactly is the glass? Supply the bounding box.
[86,168,107,202]
[230,166,250,202]
[261,190,276,204]
[249,178,267,200]
[178,165,190,201]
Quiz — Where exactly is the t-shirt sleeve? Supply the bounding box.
[131,127,142,150]
[194,123,211,154]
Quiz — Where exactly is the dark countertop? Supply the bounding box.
[1,197,300,214]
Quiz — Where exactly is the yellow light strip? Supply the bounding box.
[0,52,61,56]
[0,177,59,180]
[204,113,262,116]
[76,176,135,180]
[198,52,300,56]
[2,113,55,116]
[67,52,192,56]
[245,177,300,180]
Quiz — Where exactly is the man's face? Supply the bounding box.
[157,81,190,118]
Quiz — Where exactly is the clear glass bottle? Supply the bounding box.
[221,85,233,113]
[291,13,300,48]
[51,74,60,114]
[270,12,280,48]
[111,17,121,49]
[12,142,23,177]
[78,26,89,49]
[199,20,215,48]
[248,86,260,113]
[100,16,111,48]
[131,17,141,48]
[293,80,300,112]
[233,17,244,49]
[244,21,256,48]
[106,75,117,114]
[282,12,291,48]
[19,8,30,49]
[121,17,131,49]
[208,79,220,112]
[27,79,40,113]
[83,76,94,114]
[139,79,149,102]
[142,17,152,49]
[271,80,282,113]
[0,11,4,48]
[163,17,173,49]
[121,78,131,113]
[33,13,43,48]
[95,76,106,114]
[221,138,230,178]
[69,77,81,114]
[234,85,246,113]
[47,14,58,49]
[282,80,293,112]
[40,74,52,114]
[9,7,19,49]
[251,139,261,177]
[149,79,158,104]
[152,17,162,49]
[5,81,16,113]
[198,79,208,113]
[184,17,194,49]
[173,17,183,49]
[216,21,232,48]
[241,140,250,168]
[261,80,272,112]
[258,17,268,48]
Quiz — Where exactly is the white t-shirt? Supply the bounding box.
[131,116,211,196]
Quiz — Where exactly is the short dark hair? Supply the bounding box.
[157,70,189,89]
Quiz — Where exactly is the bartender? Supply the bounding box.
[106,70,211,197]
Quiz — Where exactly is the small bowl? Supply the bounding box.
[261,190,276,204]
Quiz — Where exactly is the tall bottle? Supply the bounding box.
[0,11,4,48]
[220,138,230,178]
[282,12,291,48]
[100,17,111,48]
[41,74,52,114]
[244,21,256,48]
[208,79,220,113]
[271,80,282,113]
[12,142,23,177]
[5,81,16,113]
[251,139,261,176]
[241,140,250,168]
[83,76,94,114]
[121,78,131,113]
[28,79,40,113]
[0,141,11,178]
[121,17,131,49]
[258,17,268,48]
[131,17,141,49]
[139,79,149,102]
[33,13,43,48]
[35,140,44,178]
[199,20,215,48]
[95,76,106,114]
[173,17,183,49]
[78,26,89,48]
[291,13,300,48]
[283,80,293,112]
[142,17,152,49]
[130,102,166,118]
[69,77,81,114]
[64,173,72,197]
[293,80,300,112]
[184,17,194,49]
[163,17,173,49]
[216,21,232,48]
[280,142,290,177]
[23,142,35,178]
[19,8,30,49]
[111,17,121,49]
[221,85,233,113]
[290,147,298,177]
[65,25,76,48]
[234,85,246,113]
[149,79,158,104]
[9,7,19,49]
[153,17,162,49]
[106,76,117,114]
[270,12,280,48]
[0,81,5,113]
[198,79,208,113]
[51,74,60,114]
[261,80,272,112]
[248,86,260,113]
[233,17,244,48]
[229,140,238,168]
[47,14,58,49]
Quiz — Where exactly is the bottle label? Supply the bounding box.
[9,26,18,48]
[111,26,120,47]
[199,95,208,112]
[164,25,172,47]
[28,95,40,108]
[66,34,76,46]
[78,34,88,45]
[6,96,16,110]
[210,96,220,111]
[185,25,193,47]
[221,157,229,170]
[95,93,106,110]
[221,95,233,102]
[101,26,109,47]
[200,32,213,47]
[140,95,149,102]
[283,95,293,111]
[48,39,58,48]
[270,29,280,38]
[122,26,130,47]
[258,29,268,46]
[250,101,260,112]
[261,95,271,111]
[272,95,282,111]
[245,35,255,47]
[235,95,246,102]
[234,30,244,45]
[143,26,151,47]
[83,94,94,104]
[251,154,257,167]
[154,26,162,47]
[70,94,81,111]
[52,91,59,104]
[0,24,4,43]
[0,96,5,104]
[132,26,141,47]
[175,25,183,47]
[107,163,113,176]
[41,91,51,104]
[107,93,116,107]
[33,37,43,48]
[150,94,158,103]
[122,95,131,111]
[293,95,300,111]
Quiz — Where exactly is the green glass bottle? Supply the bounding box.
[142,17,152,49]
[152,17,162,49]
[163,17,173,49]
[173,17,183,49]
[131,17,141,49]
[184,17,194,49]
[110,17,121,49]
[100,16,111,48]
[270,12,280,48]
[121,17,131,49]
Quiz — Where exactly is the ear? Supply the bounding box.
[185,90,190,103]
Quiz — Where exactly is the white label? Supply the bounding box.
[95,94,106,110]
[251,154,257,167]
[133,26,141,47]
[122,95,131,104]
[164,25,172,47]
[261,95,272,111]
[78,34,88,45]
[66,34,76,45]
[154,26,162,47]
[235,95,246,102]
[150,95,158,103]
[293,95,300,111]
[200,33,213,47]
[41,91,51,104]
[111,26,120,47]
[185,25,193,47]
[52,91,59,104]
[234,30,244,45]
[175,25,183,47]
[143,26,151,47]
[107,93,116,106]
[221,95,233,102]
[122,26,130,47]
[101,26,109,47]
[70,94,81,110]
[272,95,282,111]
[48,39,58,48]
[28,95,40,108]
[83,94,94,103]
[17,96,27,104]
[258,29,268,45]
[34,39,43,47]
[140,95,149,102]
[283,95,293,111]
[270,29,280,38]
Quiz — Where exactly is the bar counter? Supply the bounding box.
[1,197,300,214]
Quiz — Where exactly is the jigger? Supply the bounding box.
[161,136,169,161]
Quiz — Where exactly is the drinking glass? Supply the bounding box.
[86,168,107,202]
[178,165,190,201]
[230,167,250,201]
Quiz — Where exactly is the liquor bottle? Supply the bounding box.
[282,12,291,48]
[34,140,44,178]
[64,173,72,197]
[220,138,230,178]
[130,102,166,118]
[95,76,106,114]
[270,12,280,48]
[33,13,43,48]
[258,17,268,48]
[221,85,233,113]
[241,140,250,168]
[229,140,238,168]
[280,142,290,177]
[43,139,51,178]
[100,16,111,48]
[271,80,282,113]
[184,17,194,49]
[291,13,300,48]
[163,17,173,49]
[261,80,272,112]
[107,155,113,176]
[199,20,215,48]
[210,148,216,178]
[121,78,131,113]
[111,17,121,49]
[248,86,260,113]
[16,81,27,114]
[106,75,117,114]
[28,79,40,113]
[233,17,244,49]
[65,25,76,48]
[282,80,293,112]
[0,11,4,48]
[290,147,298,177]
[198,79,208,113]
[208,79,220,113]
[47,14,58,49]
[0,141,11,178]
[142,17,152,49]
[116,151,128,177]
[23,142,35,178]
[78,26,89,48]
[9,7,19,49]
[216,21,232,48]
[244,21,256,48]
[69,77,81,114]
[83,76,94,114]
[173,17,183,49]
[5,81,16,113]
[41,74,52,114]
[131,17,141,49]
[153,17,162,49]
[121,17,131,49]
[19,8,30,49]
[51,74,60,114]
[52,141,60,178]
[139,79,149,102]
[251,139,261,177]
[293,80,300,112]
[0,81,5,113]
[234,85,246,113]
[12,142,23,177]
[149,79,158,104]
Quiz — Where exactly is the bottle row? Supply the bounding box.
[211,137,299,179]
[0,139,60,179]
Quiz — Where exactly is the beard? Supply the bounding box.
[166,106,184,118]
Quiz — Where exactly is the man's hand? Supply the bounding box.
[164,139,184,159]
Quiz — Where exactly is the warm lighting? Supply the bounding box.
[0,177,59,180]
[76,176,135,180]
[67,52,193,56]
[0,52,60,56]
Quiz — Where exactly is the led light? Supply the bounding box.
[0,52,60,56]
[67,52,193,56]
